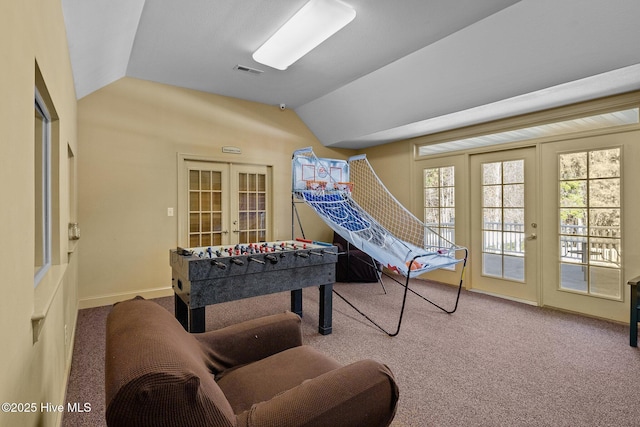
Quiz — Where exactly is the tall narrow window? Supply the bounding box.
[424,166,455,249]
[559,148,622,299]
[238,172,267,243]
[481,160,525,281]
[34,89,51,286]
[189,169,224,247]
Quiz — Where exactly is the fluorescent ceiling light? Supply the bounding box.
[253,0,356,70]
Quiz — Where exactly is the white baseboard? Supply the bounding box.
[468,288,539,306]
[78,286,174,309]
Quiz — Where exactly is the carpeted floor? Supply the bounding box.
[63,277,640,426]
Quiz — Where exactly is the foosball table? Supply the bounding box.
[169,239,338,335]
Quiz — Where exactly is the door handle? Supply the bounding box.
[527,233,537,240]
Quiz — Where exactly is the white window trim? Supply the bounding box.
[34,87,51,286]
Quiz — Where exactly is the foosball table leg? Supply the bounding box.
[174,294,205,333]
[189,307,205,333]
[319,284,333,335]
[291,289,303,318]
[175,294,189,331]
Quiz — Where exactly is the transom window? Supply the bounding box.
[417,108,638,157]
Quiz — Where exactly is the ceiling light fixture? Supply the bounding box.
[252,0,356,71]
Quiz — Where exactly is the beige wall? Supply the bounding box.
[77,77,352,308]
[0,1,78,427]
[361,141,413,208]
[367,93,640,321]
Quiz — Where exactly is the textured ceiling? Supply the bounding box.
[62,0,640,149]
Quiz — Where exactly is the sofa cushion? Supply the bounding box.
[235,359,399,427]
[216,345,342,414]
[105,297,236,427]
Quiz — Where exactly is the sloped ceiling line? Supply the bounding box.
[62,0,640,149]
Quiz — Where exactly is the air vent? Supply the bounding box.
[233,65,264,75]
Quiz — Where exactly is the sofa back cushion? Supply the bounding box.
[105,297,235,427]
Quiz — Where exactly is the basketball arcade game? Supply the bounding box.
[292,147,468,336]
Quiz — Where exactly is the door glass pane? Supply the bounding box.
[590,179,620,206]
[483,162,501,185]
[211,172,222,190]
[558,148,621,299]
[504,256,524,281]
[190,213,200,232]
[589,148,620,178]
[424,169,439,187]
[212,192,222,211]
[560,263,587,292]
[503,160,524,183]
[560,152,587,179]
[483,186,502,207]
[189,192,199,211]
[201,192,211,212]
[483,208,502,229]
[483,230,502,253]
[212,213,221,231]
[504,184,524,207]
[481,160,525,282]
[239,212,247,230]
[425,188,439,207]
[590,267,621,298]
[201,213,211,232]
[483,253,502,276]
[560,181,587,207]
[201,171,211,191]
[189,170,200,189]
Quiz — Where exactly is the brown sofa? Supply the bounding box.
[105,297,399,427]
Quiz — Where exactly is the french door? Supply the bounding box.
[180,160,271,248]
[470,147,539,303]
[540,132,637,322]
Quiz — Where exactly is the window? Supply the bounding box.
[189,168,224,247]
[237,171,268,243]
[424,166,455,249]
[417,108,638,157]
[558,148,622,299]
[481,160,526,281]
[34,88,51,286]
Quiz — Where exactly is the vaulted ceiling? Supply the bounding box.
[62,0,640,149]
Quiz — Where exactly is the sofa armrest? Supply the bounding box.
[195,311,303,372]
[237,359,399,427]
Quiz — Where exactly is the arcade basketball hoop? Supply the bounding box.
[305,180,327,192]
